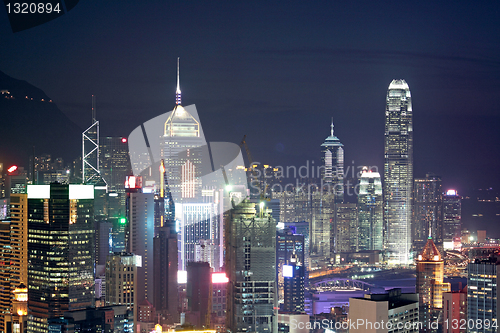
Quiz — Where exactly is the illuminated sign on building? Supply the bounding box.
[212,273,229,284]
[283,265,293,278]
[125,175,142,189]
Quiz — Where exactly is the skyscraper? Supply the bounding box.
[467,256,500,333]
[415,237,450,332]
[276,227,305,311]
[331,203,357,254]
[105,253,138,326]
[160,58,205,202]
[127,190,155,307]
[357,167,383,251]
[153,226,179,325]
[27,184,95,332]
[413,174,443,253]
[225,199,277,333]
[100,136,132,217]
[443,190,461,250]
[321,120,344,202]
[384,79,413,265]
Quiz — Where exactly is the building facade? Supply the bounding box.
[225,199,277,333]
[467,256,500,333]
[27,184,95,332]
[357,168,383,251]
[443,190,461,250]
[384,79,413,265]
[413,174,443,253]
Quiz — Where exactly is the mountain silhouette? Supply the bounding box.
[0,70,82,168]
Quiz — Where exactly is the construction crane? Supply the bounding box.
[239,135,270,204]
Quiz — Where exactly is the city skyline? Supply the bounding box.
[0,1,499,196]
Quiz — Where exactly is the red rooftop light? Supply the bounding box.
[121,138,127,143]
[7,165,17,173]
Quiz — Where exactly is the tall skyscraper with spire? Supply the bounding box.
[384,79,413,265]
[160,58,204,201]
[321,120,344,202]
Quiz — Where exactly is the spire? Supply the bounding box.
[176,57,181,105]
[330,118,334,136]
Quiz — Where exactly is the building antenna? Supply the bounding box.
[331,117,334,136]
[92,95,96,123]
[175,57,181,105]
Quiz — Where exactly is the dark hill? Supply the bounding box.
[0,70,82,167]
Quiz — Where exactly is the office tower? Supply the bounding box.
[0,220,10,333]
[349,289,419,333]
[443,190,461,250]
[187,262,211,328]
[443,288,467,333]
[27,183,94,332]
[100,136,132,217]
[105,253,138,327]
[160,58,205,202]
[83,96,101,184]
[10,194,28,287]
[0,194,28,333]
[331,203,357,254]
[413,174,443,253]
[276,227,305,310]
[384,79,413,265]
[416,237,450,332]
[177,202,212,269]
[100,137,131,190]
[111,217,127,253]
[211,273,228,332]
[284,221,310,269]
[153,226,179,325]
[321,120,344,202]
[283,263,305,314]
[467,256,500,333]
[6,166,28,196]
[127,190,155,306]
[225,199,277,333]
[310,192,334,258]
[95,220,112,266]
[357,167,383,251]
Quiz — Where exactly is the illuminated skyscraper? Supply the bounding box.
[321,120,344,202]
[160,58,205,202]
[105,253,138,326]
[467,256,500,333]
[357,168,383,251]
[100,136,132,217]
[26,184,95,333]
[384,79,413,264]
[83,96,101,185]
[413,174,443,253]
[416,237,450,332]
[442,190,461,250]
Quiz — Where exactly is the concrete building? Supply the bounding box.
[349,289,419,333]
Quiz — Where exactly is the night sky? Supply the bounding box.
[1,1,500,194]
